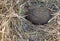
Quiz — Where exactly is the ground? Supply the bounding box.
[0,0,60,41]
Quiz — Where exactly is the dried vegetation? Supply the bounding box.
[0,0,60,41]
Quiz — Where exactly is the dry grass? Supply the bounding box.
[0,0,60,41]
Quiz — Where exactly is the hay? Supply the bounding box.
[0,0,60,41]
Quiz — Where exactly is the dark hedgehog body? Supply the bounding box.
[25,7,52,25]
